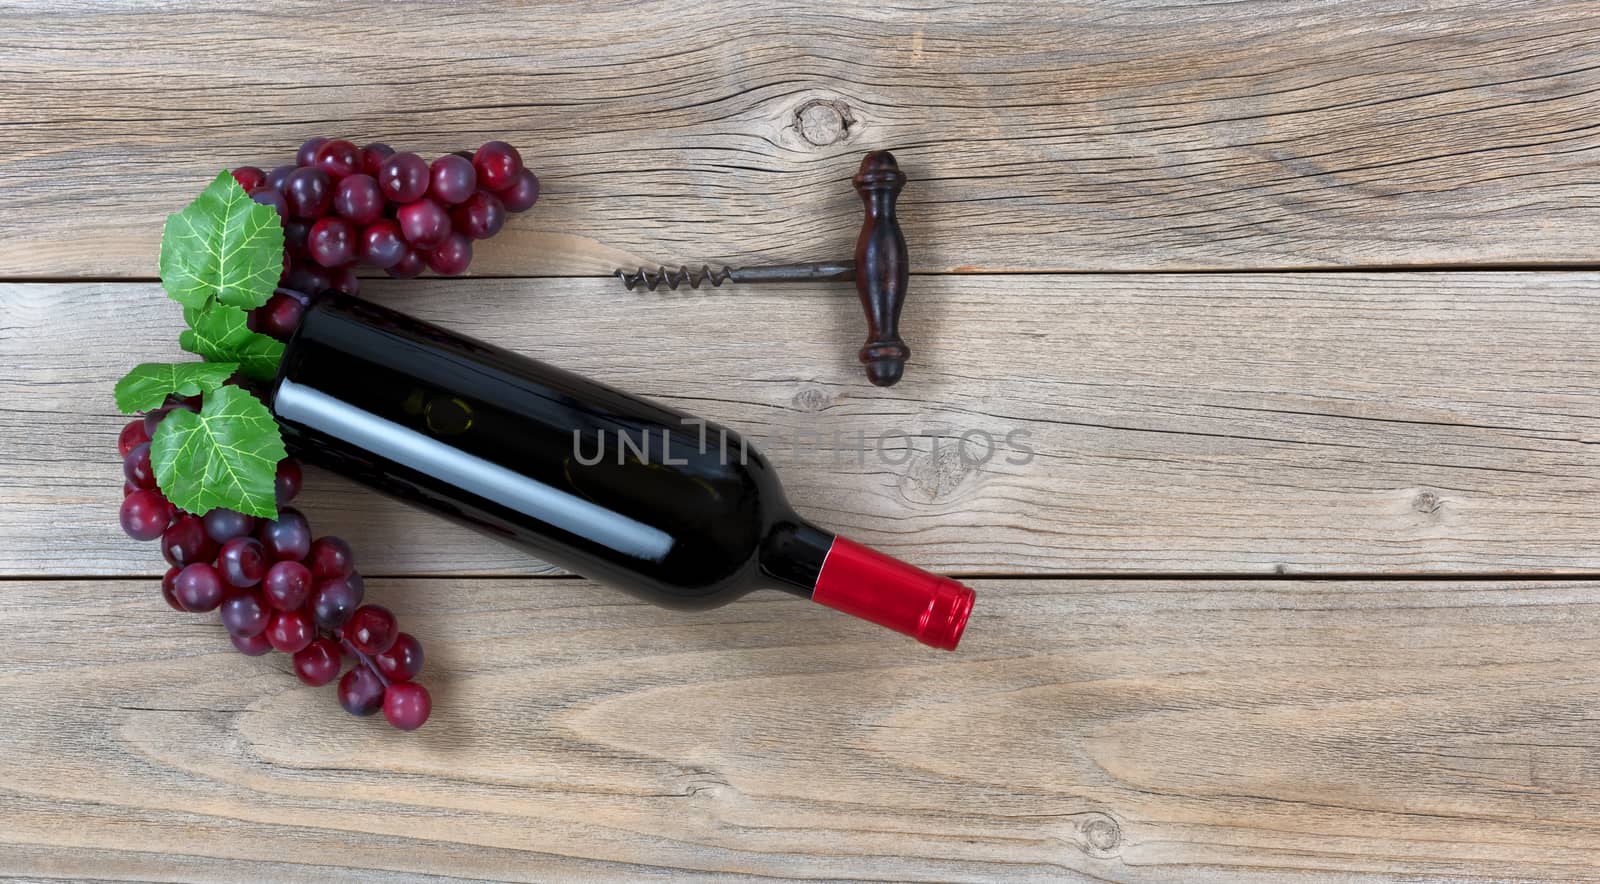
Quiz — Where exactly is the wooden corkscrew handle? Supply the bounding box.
[851,151,910,387]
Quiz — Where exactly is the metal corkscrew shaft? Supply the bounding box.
[616,262,856,291]
[616,151,913,387]
[617,265,732,291]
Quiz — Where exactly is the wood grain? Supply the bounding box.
[7,274,1600,578]
[4,0,1600,276]
[4,575,1600,882]
[7,3,1600,878]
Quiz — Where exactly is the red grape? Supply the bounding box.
[257,291,306,340]
[382,682,431,730]
[161,566,184,611]
[426,233,473,276]
[397,199,451,249]
[203,508,255,544]
[378,152,430,203]
[283,219,312,256]
[161,514,217,568]
[284,167,333,219]
[296,136,330,167]
[496,168,540,212]
[232,166,267,192]
[338,665,386,716]
[344,604,398,655]
[385,248,426,279]
[334,173,384,225]
[308,217,357,267]
[359,220,407,269]
[118,419,150,458]
[258,506,312,562]
[451,191,506,240]
[328,265,361,296]
[263,560,313,611]
[294,639,343,686]
[266,609,315,654]
[266,164,296,191]
[428,154,477,205]
[220,590,271,638]
[360,142,395,176]
[141,406,167,436]
[231,631,274,656]
[311,573,365,630]
[218,536,268,588]
[275,460,303,504]
[373,632,424,682]
[472,141,522,192]
[282,263,331,296]
[174,562,225,612]
[308,536,354,579]
[143,400,195,437]
[312,139,361,179]
[250,187,288,220]
[123,442,156,489]
[120,489,170,541]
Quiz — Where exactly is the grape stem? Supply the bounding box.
[335,632,389,688]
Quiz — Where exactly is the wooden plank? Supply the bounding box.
[3,1,1599,276]
[7,274,1600,578]
[3,575,1600,881]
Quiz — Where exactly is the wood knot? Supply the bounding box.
[1413,491,1444,514]
[900,440,974,503]
[1077,812,1123,857]
[789,385,835,413]
[795,99,854,146]
[673,766,730,800]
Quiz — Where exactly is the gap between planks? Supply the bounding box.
[6,263,1600,285]
[15,572,1600,583]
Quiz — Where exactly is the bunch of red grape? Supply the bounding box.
[236,136,540,340]
[117,399,431,730]
[115,137,540,729]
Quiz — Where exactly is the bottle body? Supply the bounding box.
[271,295,971,647]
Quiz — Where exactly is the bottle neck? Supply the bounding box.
[761,519,974,651]
[760,517,835,596]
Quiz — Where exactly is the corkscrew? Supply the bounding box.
[616,151,912,387]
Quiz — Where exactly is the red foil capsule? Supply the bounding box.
[811,537,974,650]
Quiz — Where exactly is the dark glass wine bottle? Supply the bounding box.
[269,294,973,649]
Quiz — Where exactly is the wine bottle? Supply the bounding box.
[269,294,973,649]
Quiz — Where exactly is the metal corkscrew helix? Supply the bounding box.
[617,150,912,387]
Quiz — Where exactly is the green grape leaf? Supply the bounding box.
[179,303,285,381]
[113,361,239,414]
[150,385,286,519]
[158,171,285,312]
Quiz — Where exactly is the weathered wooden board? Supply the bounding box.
[3,576,1600,882]
[3,1,1599,276]
[7,274,1600,578]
